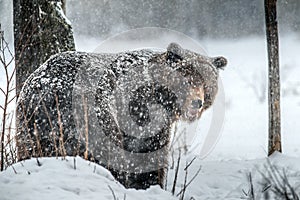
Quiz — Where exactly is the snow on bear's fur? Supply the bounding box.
[16,43,227,189]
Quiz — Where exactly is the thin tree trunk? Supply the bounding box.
[61,0,66,15]
[264,0,281,156]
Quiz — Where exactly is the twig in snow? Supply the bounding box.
[184,156,197,171]
[180,161,189,200]
[171,149,181,195]
[73,157,76,170]
[258,159,300,200]
[36,157,42,167]
[108,185,117,200]
[241,172,255,200]
[176,166,202,197]
[164,166,168,190]
[11,164,17,174]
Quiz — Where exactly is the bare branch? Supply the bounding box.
[180,162,189,200]
[7,95,17,105]
[0,55,5,65]
[6,56,15,69]
[55,94,66,158]
[184,156,197,171]
[8,67,16,84]
[171,149,181,195]
[0,87,5,95]
[11,164,17,174]
[2,37,14,59]
[176,166,202,197]
[8,87,16,93]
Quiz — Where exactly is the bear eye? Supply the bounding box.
[191,99,203,109]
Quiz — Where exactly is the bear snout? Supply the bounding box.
[180,86,205,122]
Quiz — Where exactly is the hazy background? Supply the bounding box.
[66,0,300,40]
[1,0,299,45]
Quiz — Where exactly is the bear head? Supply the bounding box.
[161,43,227,122]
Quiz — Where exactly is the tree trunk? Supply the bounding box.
[13,0,75,97]
[264,0,281,156]
[61,0,66,15]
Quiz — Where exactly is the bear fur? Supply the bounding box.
[16,43,227,189]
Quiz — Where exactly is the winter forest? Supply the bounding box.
[0,0,300,199]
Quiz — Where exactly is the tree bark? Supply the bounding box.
[61,0,66,15]
[13,0,75,97]
[264,0,281,156]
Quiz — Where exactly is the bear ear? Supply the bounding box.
[212,56,227,70]
[167,43,185,61]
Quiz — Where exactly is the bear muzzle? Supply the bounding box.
[180,86,205,122]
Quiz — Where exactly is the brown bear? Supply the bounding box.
[16,43,227,189]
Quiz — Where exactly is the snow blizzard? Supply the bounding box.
[0,33,300,199]
[0,1,300,197]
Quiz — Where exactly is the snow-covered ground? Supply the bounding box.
[0,156,176,200]
[1,153,300,199]
[1,33,300,199]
